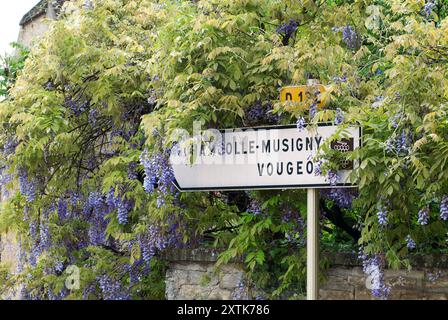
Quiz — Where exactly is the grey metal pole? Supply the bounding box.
[307,188,320,300]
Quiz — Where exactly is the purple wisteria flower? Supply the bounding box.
[405,235,416,249]
[97,274,130,300]
[332,75,347,83]
[360,253,391,300]
[276,19,298,39]
[232,279,249,300]
[395,131,408,154]
[341,25,362,50]
[390,113,401,129]
[371,96,384,108]
[314,160,322,176]
[326,170,339,186]
[117,200,129,225]
[418,206,430,225]
[309,103,317,119]
[18,169,36,202]
[248,199,262,216]
[377,205,388,226]
[321,188,357,209]
[423,0,436,17]
[245,101,278,124]
[57,198,68,221]
[282,209,306,246]
[296,116,306,132]
[440,195,448,221]
[334,108,344,125]
[140,148,177,202]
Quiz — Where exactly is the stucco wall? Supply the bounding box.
[164,249,448,300]
[17,14,50,49]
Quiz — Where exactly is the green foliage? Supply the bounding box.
[0,43,29,98]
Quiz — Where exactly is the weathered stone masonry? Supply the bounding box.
[320,252,448,300]
[165,249,448,300]
[164,249,245,300]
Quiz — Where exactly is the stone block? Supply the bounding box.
[165,281,178,300]
[385,270,424,289]
[221,263,243,274]
[166,269,190,286]
[208,288,232,300]
[320,279,353,292]
[385,289,419,300]
[423,273,448,293]
[354,288,376,300]
[219,272,242,290]
[173,262,208,272]
[397,289,422,300]
[421,293,448,300]
[320,288,355,300]
[347,275,367,287]
[187,270,207,284]
[201,272,220,287]
[178,284,210,300]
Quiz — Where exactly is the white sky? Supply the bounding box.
[0,0,41,56]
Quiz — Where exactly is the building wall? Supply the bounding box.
[17,14,50,49]
[165,249,448,300]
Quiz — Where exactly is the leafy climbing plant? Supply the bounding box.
[0,0,447,300]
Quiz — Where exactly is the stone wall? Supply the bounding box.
[164,249,448,300]
[320,252,448,300]
[165,249,245,300]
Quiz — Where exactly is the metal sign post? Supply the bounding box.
[283,80,323,300]
[307,188,320,300]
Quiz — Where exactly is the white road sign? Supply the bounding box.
[170,124,361,191]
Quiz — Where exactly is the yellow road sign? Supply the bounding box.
[280,85,327,110]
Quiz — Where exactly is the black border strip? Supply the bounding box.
[173,180,357,192]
